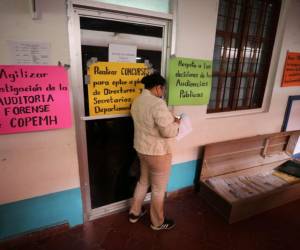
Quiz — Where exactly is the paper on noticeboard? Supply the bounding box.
[176,114,192,141]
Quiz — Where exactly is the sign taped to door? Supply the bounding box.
[88,62,148,116]
[0,65,72,134]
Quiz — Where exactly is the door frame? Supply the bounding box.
[67,0,176,222]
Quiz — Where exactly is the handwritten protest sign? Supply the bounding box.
[281,52,300,87]
[88,62,148,116]
[168,57,212,105]
[0,65,72,134]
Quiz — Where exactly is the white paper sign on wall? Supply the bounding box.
[109,44,137,63]
[8,41,50,65]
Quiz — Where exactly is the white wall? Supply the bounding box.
[172,0,300,164]
[0,0,80,204]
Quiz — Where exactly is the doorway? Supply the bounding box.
[69,5,172,220]
[81,17,163,209]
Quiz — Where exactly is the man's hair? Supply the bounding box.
[141,73,166,89]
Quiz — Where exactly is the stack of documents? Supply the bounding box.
[206,171,288,202]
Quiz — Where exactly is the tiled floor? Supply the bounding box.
[2,191,300,250]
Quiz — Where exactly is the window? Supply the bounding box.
[208,0,281,113]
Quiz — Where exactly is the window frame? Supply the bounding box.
[207,0,282,114]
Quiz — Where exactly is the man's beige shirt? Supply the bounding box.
[131,89,179,155]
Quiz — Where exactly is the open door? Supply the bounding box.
[68,5,172,220]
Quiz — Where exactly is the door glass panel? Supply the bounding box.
[80,17,163,208]
[91,0,170,13]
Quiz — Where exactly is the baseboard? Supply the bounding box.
[0,222,71,248]
[167,186,195,199]
[0,187,83,240]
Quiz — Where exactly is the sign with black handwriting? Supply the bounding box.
[168,57,212,105]
[281,52,300,87]
[88,62,148,116]
[0,65,72,134]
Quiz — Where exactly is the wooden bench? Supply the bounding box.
[199,130,300,223]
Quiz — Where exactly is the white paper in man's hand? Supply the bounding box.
[176,114,192,141]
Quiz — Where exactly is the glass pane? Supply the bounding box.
[216,77,225,109]
[250,6,259,23]
[219,0,229,16]
[231,38,237,48]
[86,118,136,208]
[210,87,217,101]
[248,62,255,73]
[217,16,226,30]
[80,17,163,37]
[223,86,231,108]
[237,98,244,107]
[249,22,257,36]
[244,46,252,60]
[235,4,242,19]
[213,45,223,60]
[212,77,219,88]
[208,100,216,110]
[213,60,221,71]
[263,23,271,37]
[251,77,263,107]
[215,36,224,46]
[237,77,248,107]
[262,4,274,37]
[228,59,237,72]
[242,62,250,73]
[93,0,170,13]
[225,46,238,58]
[240,77,247,89]
[222,77,232,108]
[208,76,218,110]
[233,19,241,33]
